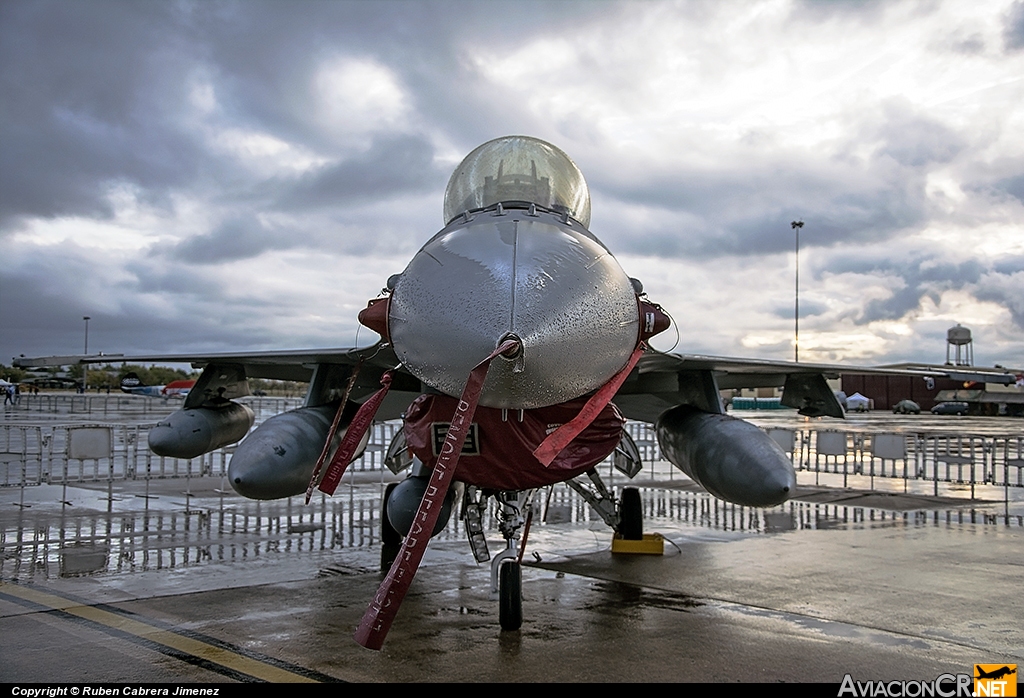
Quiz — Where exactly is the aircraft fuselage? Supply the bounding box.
[389,205,641,410]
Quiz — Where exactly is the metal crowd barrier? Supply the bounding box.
[0,419,404,487]
[2,401,1022,500]
[765,428,1024,498]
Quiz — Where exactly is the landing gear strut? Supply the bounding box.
[490,490,533,631]
[566,469,645,539]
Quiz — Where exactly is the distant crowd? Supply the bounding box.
[3,383,42,405]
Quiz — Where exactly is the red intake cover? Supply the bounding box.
[357,297,391,343]
[638,299,671,342]
[404,394,625,491]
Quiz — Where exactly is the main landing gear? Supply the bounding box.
[567,469,644,539]
[618,486,643,540]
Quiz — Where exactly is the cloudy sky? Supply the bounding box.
[2,0,1023,371]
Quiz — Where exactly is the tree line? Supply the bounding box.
[2,362,306,396]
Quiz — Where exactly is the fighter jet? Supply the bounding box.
[15,136,1018,649]
[120,372,195,397]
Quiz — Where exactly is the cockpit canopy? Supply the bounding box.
[443,135,591,228]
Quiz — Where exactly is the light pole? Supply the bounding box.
[82,316,90,392]
[791,221,803,363]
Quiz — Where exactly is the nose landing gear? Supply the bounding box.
[490,490,534,631]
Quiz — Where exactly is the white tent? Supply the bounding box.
[846,392,871,411]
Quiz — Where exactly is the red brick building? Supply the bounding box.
[840,374,963,411]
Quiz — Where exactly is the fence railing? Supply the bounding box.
[3,403,1022,497]
[0,419,406,487]
[764,428,1024,496]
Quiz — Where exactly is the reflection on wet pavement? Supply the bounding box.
[3,478,1019,584]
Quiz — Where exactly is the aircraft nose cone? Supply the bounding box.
[389,210,640,409]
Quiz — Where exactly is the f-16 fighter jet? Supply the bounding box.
[17,136,1017,649]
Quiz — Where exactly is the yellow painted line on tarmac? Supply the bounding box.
[0,582,318,683]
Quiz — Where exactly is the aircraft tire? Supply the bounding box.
[618,487,643,540]
[499,560,522,631]
[381,482,402,571]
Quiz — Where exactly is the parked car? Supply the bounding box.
[931,401,969,415]
[892,399,921,414]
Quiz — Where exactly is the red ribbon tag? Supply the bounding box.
[532,344,644,467]
[315,371,393,497]
[354,339,518,650]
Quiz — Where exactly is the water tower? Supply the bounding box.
[945,324,973,366]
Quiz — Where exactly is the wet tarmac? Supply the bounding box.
[1,411,1022,683]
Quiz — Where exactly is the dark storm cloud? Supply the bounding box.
[991,254,1024,276]
[822,253,990,325]
[126,260,225,297]
[591,99,965,261]
[0,2,211,228]
[958,167,1024,208]
[0,246,109,357]
[1004,1,1024,50]
[161,215,294,264]
[272,134,443,209]
[0,1,544,229]
[870,101,966,167]
[0,0,610,233]
[792,0,887,21]
[770,298,828,320]
[593,160,928,260]
[994,173,1024,202]
[975,278,1024,329]
[1,244,288,359]
[183,1,595,134]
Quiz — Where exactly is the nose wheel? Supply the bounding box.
[490,490,533,632]
[498,560,522,631]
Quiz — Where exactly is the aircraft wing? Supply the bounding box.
[636,351,1018,384]
[15,345,1018,422]
[613,350,1020,422]
[14,344,425,420]
[14,345,401,383]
